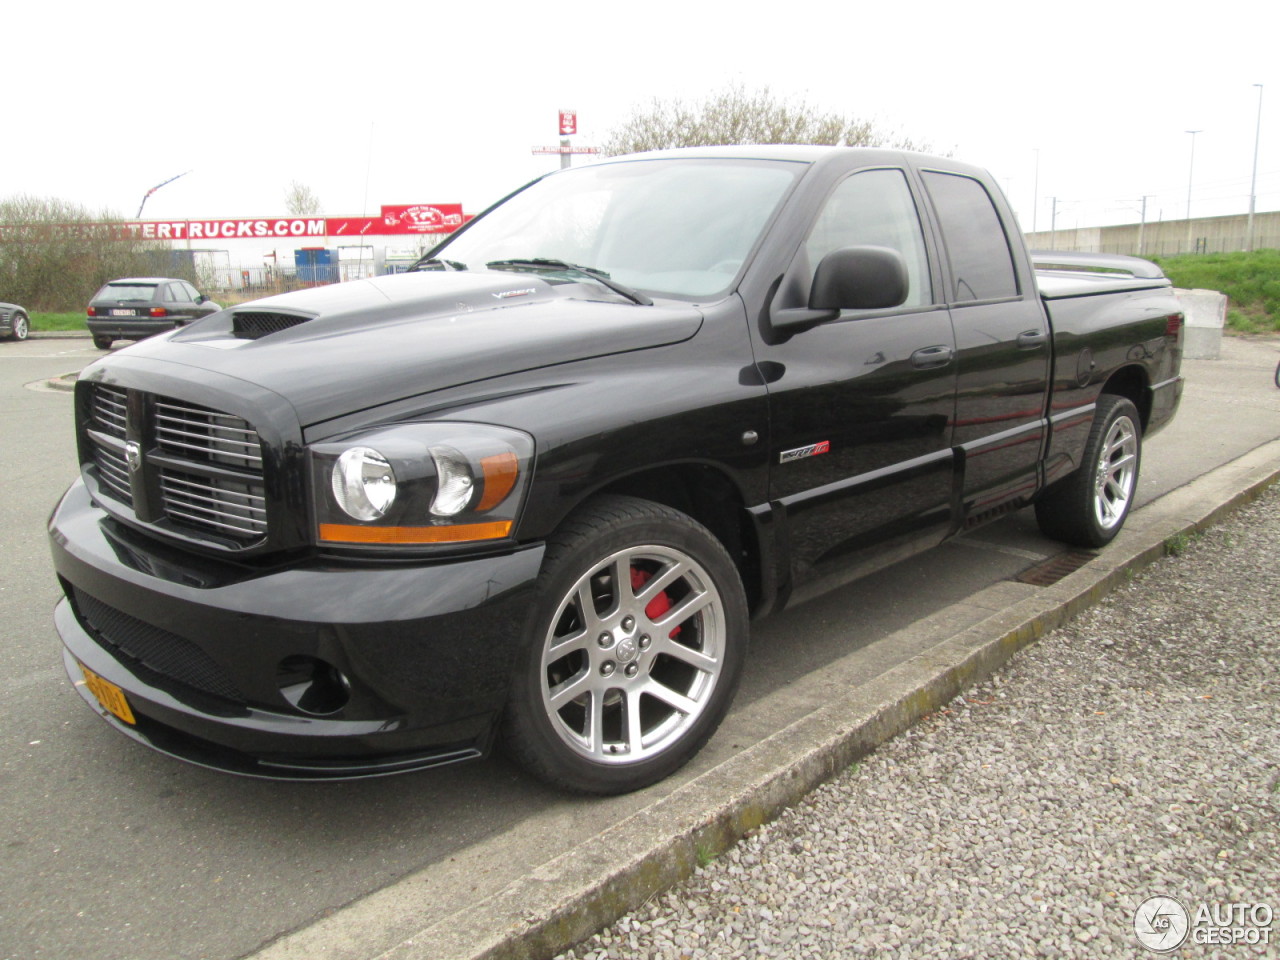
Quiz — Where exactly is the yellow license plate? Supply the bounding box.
[78,663,136,725]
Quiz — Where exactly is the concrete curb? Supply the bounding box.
[249,438,1280,960]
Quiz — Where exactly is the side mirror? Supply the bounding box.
[771,246,911,336]
[811,246,909,312]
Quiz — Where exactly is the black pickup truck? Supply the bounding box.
[49,146,1183,793]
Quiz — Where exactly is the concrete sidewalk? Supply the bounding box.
[244,338,1280,960]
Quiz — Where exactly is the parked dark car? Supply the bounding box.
[50,147,1184,794]
[1,301,29,341]
[86,277,220,349]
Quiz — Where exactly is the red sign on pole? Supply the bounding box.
[559,109,577,136]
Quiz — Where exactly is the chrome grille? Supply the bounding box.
[159,468,267,538]
[93,444,133,504]
[84,384,269,547]
[155,399,262,469]
[93,385,128,439]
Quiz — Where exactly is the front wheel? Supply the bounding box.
[9,312,28,341]
[1035,394,1142,547]
[503,495,749,794]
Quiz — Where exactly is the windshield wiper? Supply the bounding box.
[408,257,468,272]
[485,258,653,306]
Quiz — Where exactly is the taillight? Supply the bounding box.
[150,307,168,318]
[1165,313,1184,337]
[86,307,96,317]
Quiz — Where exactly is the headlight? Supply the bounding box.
[331,447,397,520]
[429,445,474,516]
[310,423,534,547]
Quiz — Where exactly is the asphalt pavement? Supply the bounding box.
[1,332,1278,960]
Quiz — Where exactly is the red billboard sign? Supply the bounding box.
[0,211,468,241]
[559,109,577,136]
[326,217,382,237]
[379,204,465,234]
[112,219,328,241]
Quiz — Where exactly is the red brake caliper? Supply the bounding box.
[631,567,681,637]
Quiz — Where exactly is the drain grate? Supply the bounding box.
[1015,549,1098,586]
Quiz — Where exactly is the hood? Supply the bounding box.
[112,271,703,426]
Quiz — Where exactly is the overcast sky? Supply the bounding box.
[6,0,1276,238]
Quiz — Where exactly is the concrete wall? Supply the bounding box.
[1026,210,1280,257]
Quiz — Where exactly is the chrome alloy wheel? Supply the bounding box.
[539,544,725,764]
[1092,413,1138,531]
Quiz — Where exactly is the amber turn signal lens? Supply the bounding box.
[476,451,519,512]
[318,521,512,544]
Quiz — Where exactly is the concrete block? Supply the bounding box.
[1176,287,1226,360]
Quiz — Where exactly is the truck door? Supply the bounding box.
[758,167,957,597]
[918,170,1051,520]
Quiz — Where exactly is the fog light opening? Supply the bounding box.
[276,656,350,716]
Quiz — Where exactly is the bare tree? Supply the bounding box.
[284,181,322,216]
[603,85,936,156]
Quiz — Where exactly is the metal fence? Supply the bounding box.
[200,260,384,297]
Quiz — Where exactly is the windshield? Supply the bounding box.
[432,158,803,300]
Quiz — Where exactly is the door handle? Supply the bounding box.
[910,345,954,369]
[1017,329,1048,349]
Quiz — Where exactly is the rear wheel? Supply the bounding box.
[503,495,748,794]
[92,335,114,350]
[9,312,28,341]
[1035,394,1141,547]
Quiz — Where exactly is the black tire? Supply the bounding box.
[10,312,28,341]
[1274,359,1280,390]
[503,495,749,794]
[1035,394,1142,547]
[92,335,114,350]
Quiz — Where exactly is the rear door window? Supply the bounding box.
[921,171,1019,302]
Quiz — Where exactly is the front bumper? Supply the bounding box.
[50,479,545,779]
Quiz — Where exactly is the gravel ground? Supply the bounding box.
[557,487,1280,959]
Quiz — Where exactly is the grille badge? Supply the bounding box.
[125,440,142,473]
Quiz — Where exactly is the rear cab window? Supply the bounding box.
[920,171,1019,302]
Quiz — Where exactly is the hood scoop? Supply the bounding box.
[232,310,314,340]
